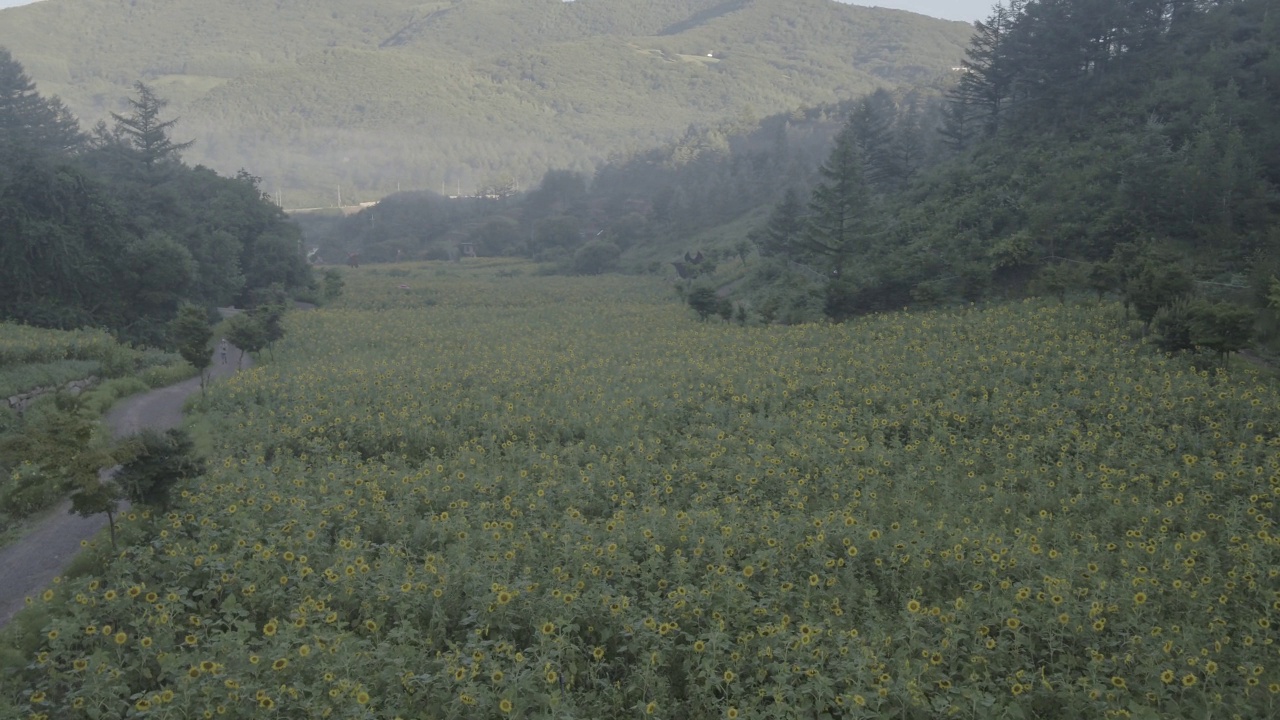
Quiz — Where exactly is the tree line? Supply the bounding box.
[745,0,1277,351]
[300,0,1278,360]
[0,48,313,345]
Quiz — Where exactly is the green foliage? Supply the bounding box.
[0,459,64,521]
[0,59,313,342]
[1126,256,1195,327]
[1151,294,1253,363]
[1188,300,1253,363]
[107,81,195,181]
[0,324,189,526]
[1151,295,1198,353]
[704,0,1280,339]
[169,304,212,392]
[223,312,269,364]
[0,47,81,164]
[803,115,875,276]
[66,470,121,549]
[0,396,110,521]
[467,216,524,257]
[530,214,584,261]
[757,187,805,258]
[322,269,345,301]
[76,377,150,416]
[0,158,131,331]
[1029,261,1090,303]
[571,240,621,275]
[0,360,99,400]
[686,285,727,320]
[136,361,199,389]
[121,232,197,319]
[114,428,203,510]
[0,323,184,395]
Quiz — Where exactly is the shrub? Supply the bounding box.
[114,428,204,510]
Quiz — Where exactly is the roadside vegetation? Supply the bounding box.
[0,324,192,545]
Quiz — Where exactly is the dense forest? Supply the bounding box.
[0,0,973,204]
[0,50,312,344]
[315,0,1279,353]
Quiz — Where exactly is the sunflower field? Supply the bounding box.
[3,262,1277,719]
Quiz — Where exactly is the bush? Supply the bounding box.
[138,361,199,388]
[687,286,728,320]
[0,461,66,519]
[78,378,149,415]
[115,428,204,510]
[1189,300,1253,361]
[1151,297,1198,353]
[0,360,100,399]
[1152,298,1253,361]
[572,241,621,275]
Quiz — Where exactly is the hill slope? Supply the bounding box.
[0,0,972,204]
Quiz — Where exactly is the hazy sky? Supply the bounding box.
[0,0,990,22]
[843,1,988,22]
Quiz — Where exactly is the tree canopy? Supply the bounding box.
[0,56,312,345]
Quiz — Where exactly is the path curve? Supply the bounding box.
[0,347,250,627]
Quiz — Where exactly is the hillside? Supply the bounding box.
[0,0,972,204]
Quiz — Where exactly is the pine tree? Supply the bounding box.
[802,119,873,276]
[950,1,1020,138]
[0,48,83,162]
[847,89,898,193]
[109,82,193,178]
[759,187,805,258]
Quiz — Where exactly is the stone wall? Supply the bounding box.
[4,376,99,414]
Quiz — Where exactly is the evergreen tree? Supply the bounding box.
[1126,253,1195,328]
[109,82,193,180]
[0,48,83,163]
[950,1,1020,138]
[758,187,805,258]
[1190,300,1253,365]
[937,96,978,154]
[802,119,874,276]
[847,89,898,193]
[0,160,130,329]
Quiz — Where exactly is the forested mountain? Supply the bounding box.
[742,0,1279,346]
[0,53,312,343]
[296,93,880,266]
[314,0,1279,354]
[0,0,973,204]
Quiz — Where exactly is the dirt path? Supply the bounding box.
[0,348,250,628]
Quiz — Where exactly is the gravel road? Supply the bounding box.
[0,348,249,628]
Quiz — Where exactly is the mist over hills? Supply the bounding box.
[0,0,972,205]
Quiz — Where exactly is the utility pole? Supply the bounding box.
[337,185,343,208]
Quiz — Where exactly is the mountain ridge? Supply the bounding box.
[0,0,973,203]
